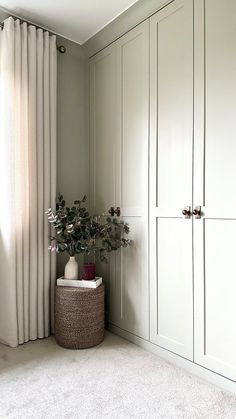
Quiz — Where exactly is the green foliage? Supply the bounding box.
[46,194,131,262]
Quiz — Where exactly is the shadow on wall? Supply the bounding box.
[56,37,88,203]
[56,36,89,279]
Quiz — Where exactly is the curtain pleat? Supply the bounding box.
[14,19,24,344]
[43,31,51,337]
[0,17,18,347]
[21,22,30,344]
[28,24,38,341]
[36,28,44,339]
[0,17,57,347]
[49,35,57,332]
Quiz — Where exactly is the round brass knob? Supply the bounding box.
[114,207,121,217]
[108,207,115,216]
[193,207,201,217]
[182,207,191,218]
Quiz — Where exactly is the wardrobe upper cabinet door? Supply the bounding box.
[151,0,193,211]
[89,46,117,214]
[150,0,193,359]
[110,21,149,339]
[194,0,236,380]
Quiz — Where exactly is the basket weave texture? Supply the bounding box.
[55,284,105,349]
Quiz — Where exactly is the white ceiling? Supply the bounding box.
[0,0,138,44]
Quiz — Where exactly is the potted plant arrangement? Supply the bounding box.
[46,194,131,280]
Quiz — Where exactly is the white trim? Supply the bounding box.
[83,0,173,57]
[108,323,236,395]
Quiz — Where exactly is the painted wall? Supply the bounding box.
[57,36,89,276]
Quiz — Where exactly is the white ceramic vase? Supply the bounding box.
[64,256,79,280]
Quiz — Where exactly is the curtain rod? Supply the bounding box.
[0,20,66,53]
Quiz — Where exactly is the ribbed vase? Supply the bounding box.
[64,256,79,280]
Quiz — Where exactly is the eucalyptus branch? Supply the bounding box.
[46,194,131,262]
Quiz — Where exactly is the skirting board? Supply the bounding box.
[108,322,236,395]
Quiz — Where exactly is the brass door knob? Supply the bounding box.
[114,207,121,217]
[193,206,201,219]
[108,207,115,216]
[182,206,191,219]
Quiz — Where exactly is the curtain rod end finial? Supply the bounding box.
[57,45,66,54]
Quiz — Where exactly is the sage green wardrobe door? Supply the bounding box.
[89,45,117,319]
[149,0,194,360]
[113,21,149,339]
[194,0,236,381]
[89,21,149,339]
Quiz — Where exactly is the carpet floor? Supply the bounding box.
[0,331,236,418]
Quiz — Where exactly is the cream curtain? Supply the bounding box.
[0,17,57,347]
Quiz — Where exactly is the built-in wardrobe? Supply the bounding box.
[89,0,236,387]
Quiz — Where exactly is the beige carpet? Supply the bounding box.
[1,331,236,418]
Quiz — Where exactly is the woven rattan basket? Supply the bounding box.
[55,284,105,349]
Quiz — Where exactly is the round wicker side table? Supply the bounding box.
[54,284,105,349]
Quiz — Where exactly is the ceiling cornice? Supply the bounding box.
[82,0,173,58]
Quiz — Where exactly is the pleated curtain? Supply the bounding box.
[0,17,57,347]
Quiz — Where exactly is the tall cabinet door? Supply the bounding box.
[150,0,194,359]
[110,21,149,338]
[90,22,149,339]
[194,0,236,380]
[89,45,117,313]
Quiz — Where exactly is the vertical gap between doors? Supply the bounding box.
[148,18,151,342]
[192,0,195,363]
[203,0,206,207]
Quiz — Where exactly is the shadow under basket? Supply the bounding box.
[54,284,105,349]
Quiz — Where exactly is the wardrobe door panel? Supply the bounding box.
[112,21,149,339]
[157,218,193,351]
[150,0,193,359]
[204,221,236,365]
[89,46,117,215]
[115,216,147,336]
[194,0,236,380]
[157,4,192,208]
[204,0,236,206]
